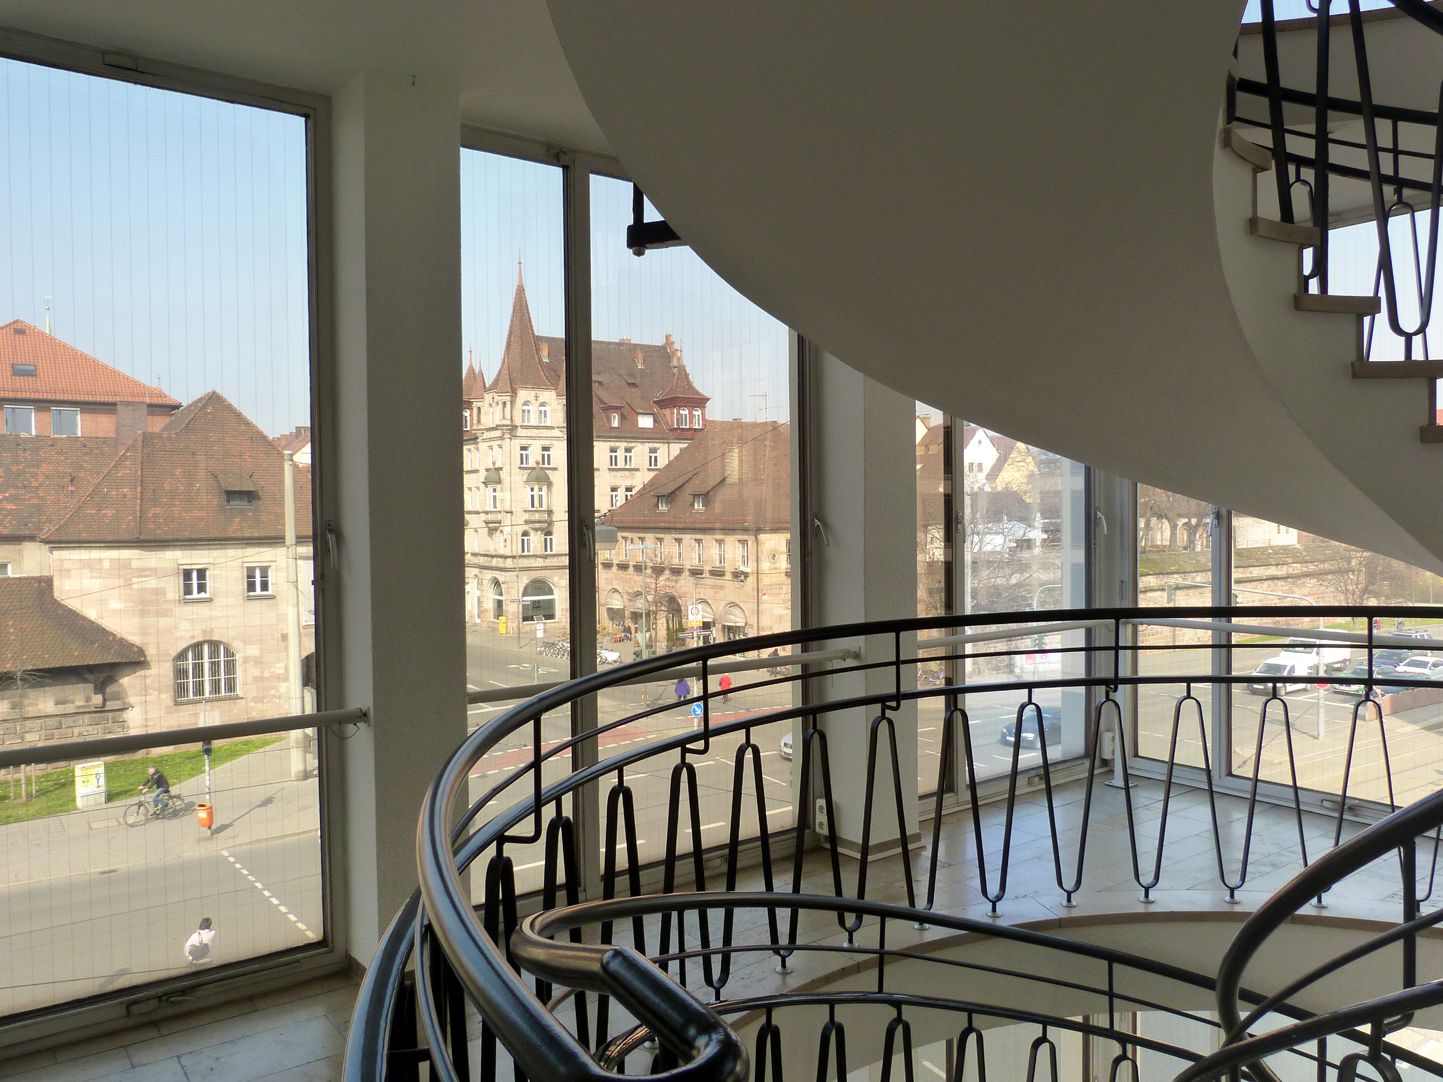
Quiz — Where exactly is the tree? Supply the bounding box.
[1139,487,1211,552]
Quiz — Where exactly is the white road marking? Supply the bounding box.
[222,849,317,942]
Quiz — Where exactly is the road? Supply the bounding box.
[0,832,320,1017]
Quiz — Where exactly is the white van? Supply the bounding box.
[1247,655,1317,695]
[1280,638,1351,674]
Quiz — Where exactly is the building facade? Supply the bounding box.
[461,272,712,634]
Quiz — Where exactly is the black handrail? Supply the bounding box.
[1185,786,1443,1082]
[345,604,1443,1081]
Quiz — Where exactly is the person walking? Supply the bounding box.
[718,673,733,704]
[184,917,216,965]
[674,676,691,703]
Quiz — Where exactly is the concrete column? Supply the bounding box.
[805,347,919,856]
[328,70,466,961]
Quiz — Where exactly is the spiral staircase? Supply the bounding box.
[344,4,1443,1080]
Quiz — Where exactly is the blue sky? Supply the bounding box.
[0,50,1427,439]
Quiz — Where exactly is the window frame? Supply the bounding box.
[180,565,211,601]
[245,564,274,598]
[3,404,35,435]
[173,639,240,703]
[50,407,80,436]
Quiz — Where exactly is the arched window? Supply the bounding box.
[521,401,533,425]
[490,578,505,619]
[522,579,557,622]
[722,603,749,641]
[692,407,702,428]
[543,530,555,554]
[174,640,239,703]
[538,402,550,425]
[520,530,533,555]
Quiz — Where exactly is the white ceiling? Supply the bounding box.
[0,0,609,152]
[546,1,1443,571]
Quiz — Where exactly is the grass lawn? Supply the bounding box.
[0,736,283,827]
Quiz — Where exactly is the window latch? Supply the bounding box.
[325,520,340,573]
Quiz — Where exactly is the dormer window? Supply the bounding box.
[610,412,620,427]
[656,495,670,511]
[638,413,654,429]
[692,494,706,511]
[226,490,258,507]
[11,363,36,377]
[675,409,690,429]
[692,408,703,428]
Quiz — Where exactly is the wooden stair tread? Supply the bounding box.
[1250,217,1321,246]
[1223,125,1273,171]
[1351,360,1443,379]
[1294,293,1381,315]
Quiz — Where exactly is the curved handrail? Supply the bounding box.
[345,604,1443,1081]
[1187,787,1443,1082]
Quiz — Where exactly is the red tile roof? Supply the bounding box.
[486,272,556,393]
[0,320,180,408]
[272,426,311,455]
[0,575,145,672]
[602,420,790,531]
[0,436,123,539]
[44,392,313,544]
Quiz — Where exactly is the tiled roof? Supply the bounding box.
[486,273,555,393]
[0,320,180,408]
[43,392,313,544]
[0,435,122,539]
[272,426,311,455]
[602,420,789,531]
[0,575,145,672]
[465,269,710,440]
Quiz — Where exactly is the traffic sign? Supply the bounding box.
[691,702,704,718]
[688,604,702,619]
[1315,682,1327,690]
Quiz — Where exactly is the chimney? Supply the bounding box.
[114,402,148,448]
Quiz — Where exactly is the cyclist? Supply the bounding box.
[139,766,172,812]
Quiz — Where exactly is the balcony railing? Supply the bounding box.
[345,606,1443,1082]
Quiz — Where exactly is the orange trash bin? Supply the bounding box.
[195,802,214,830]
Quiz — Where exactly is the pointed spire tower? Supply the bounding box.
[655,338,710,435]
[487,262,556,394]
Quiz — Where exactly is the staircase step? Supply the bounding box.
[1294,293,1381,315]
[1351,360,1443,379]
[1421,425,1443,444]
[1223,125,1273,171]
[1250,217,1321,246]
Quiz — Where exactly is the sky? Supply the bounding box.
[0,45,1429,440]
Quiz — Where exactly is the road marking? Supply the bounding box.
[222,849,317,942]
[922,1060,946,1079]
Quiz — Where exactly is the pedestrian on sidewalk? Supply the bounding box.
[674,676,691,703]
[718,674,733,704]
[184,917,216,966]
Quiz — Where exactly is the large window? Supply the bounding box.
[591,174,796,863]
[0,52,320,1018]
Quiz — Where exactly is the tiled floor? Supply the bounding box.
[1,775,1420,1080]
[0,973,356,1082]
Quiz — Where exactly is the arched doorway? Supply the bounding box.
[489,578,505,620]
[604,589,625,630]
[660,594,684,647]
[521,579,557,622]
[722,602,749,641]
[692,599,716,645]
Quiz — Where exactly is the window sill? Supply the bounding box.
[245,592,275,600]
[181,596,213,603]
[175,694,242,706]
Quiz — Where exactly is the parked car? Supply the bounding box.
[1279,638,1351,673]
[1329,662,1398,698]
[1393,655,1443,681]
[998,708,1063,749]
[1246,656,1316,695]
[1374,648,1414,668]
[779,731,793,761]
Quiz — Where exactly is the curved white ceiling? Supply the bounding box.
[547,2,1443,571]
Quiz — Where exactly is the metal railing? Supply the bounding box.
[1234,0,1443,380]
[346,605,1443,1081]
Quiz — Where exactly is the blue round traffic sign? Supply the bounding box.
[691,702,704,717]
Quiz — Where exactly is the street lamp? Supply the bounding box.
[624,539,663,658]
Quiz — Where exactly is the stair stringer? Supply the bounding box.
[1214,124,1443,571]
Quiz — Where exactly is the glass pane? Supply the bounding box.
[0,734,323,1016]
[915,405,951,796]
[591,175,795,869]
[961,427,1088,781]
[1135,484,1215,769]
[1229,518,1443,807]
[0,55,318,1015]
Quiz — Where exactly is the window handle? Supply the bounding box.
[812,515,831,547]
[325,520,340,573]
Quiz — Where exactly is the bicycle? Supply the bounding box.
[122,790,188,827]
